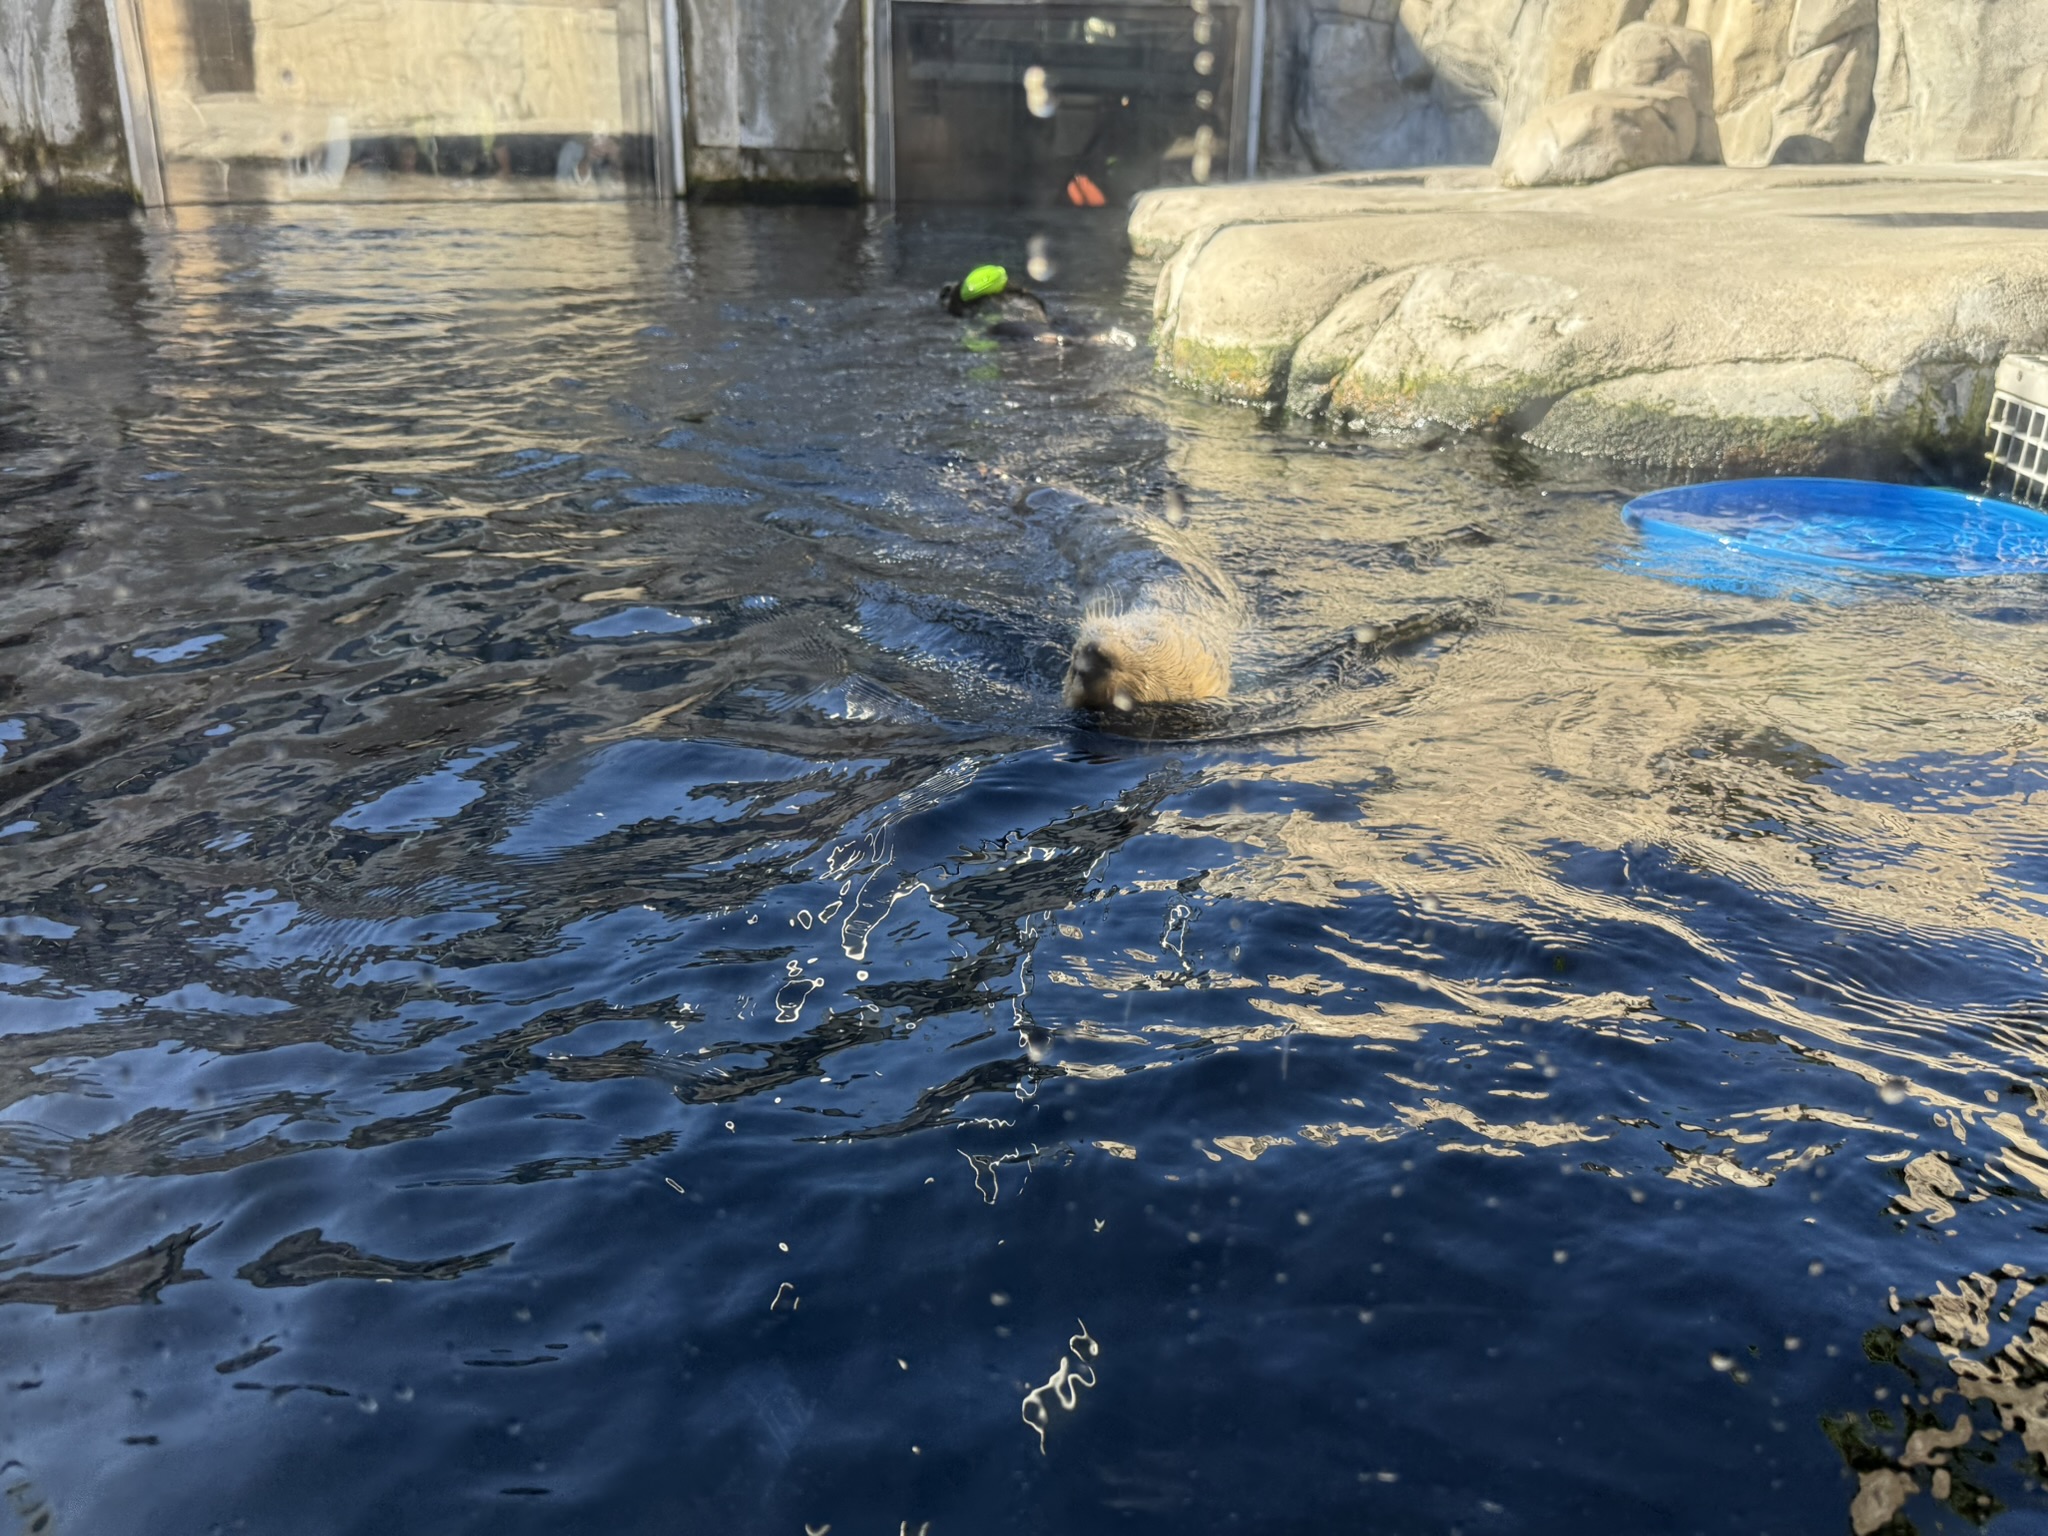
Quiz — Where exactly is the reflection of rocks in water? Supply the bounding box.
[0,1090,335,1189]
[0,1224,213,1313]
[64,620,285,678]
[235,1228,512,1288]
[213,1338,283,1375]
[1,1459,55,1536]
[0,714,78,770]
[418,1131,678,1187]
[1653,725,1840,839]
[1830,1264,2048,1530]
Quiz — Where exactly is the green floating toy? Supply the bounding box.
[960,264,1009,302]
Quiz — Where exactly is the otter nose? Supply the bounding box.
[1064,639,1114,708]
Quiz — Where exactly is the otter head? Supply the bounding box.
[1063,635,1129,712]
[1063,610,1229,713]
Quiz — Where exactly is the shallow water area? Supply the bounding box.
[3,200,2048,1535]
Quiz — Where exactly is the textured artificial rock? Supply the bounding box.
[1497,23,1714,185]
[1685,0,1793,117]
[1525,359,1903,463]
[1540,0,1879,171]
[1497,85,1697,186]
[1136,162,2048,471]
[1264,0,2032,180]
[1489,0,1655,152]
[1790,0,1878,56]
[1591,21,1715,118]
[1867,0,2048,162]
[1128,166,1502,257]
[1704,0,1876,166]
[1280,0,1521,171]
[1764,32,1878,163]
[1299,11,1490,168]
[1593,21,1720,161]
[1154,218,1399,401]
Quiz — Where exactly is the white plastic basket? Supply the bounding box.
[1986,353,2048,506]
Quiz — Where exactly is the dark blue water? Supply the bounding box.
[3,201,2047,1536]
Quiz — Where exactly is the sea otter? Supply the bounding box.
[939,263,1059,341]
[1064,603,1232,712]
[1017,486,1242,716]
[937,264,1138,348]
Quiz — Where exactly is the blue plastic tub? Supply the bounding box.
[1622,477,2048,587]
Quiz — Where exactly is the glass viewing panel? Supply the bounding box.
[891,2,1242,206]
[129,0,661,203]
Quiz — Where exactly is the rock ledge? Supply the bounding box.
[1133,163,2048,470]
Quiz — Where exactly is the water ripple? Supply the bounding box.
[2,202,2046,1534]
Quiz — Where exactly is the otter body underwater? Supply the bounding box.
[1018,485,1488,737]
[1018,486,1244,720]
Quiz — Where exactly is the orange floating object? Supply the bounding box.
[1064,173,1106,207]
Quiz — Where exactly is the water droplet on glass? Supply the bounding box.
[1027,234,1054,284]
[1022,65,1057,119]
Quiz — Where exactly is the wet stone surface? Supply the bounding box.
[1,202,2047,1534]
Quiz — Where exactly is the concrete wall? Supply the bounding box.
[128,0,656,202]
[681,0,862,196]
[0,0,134,205]
[133,0,641,152]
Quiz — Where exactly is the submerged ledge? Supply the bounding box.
[1131,162,2048,473]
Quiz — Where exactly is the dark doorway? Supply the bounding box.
[890,2,1245,206]
[184,0,257,94]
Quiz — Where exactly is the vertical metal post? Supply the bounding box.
[101,0,167,208]
[864,0,894,202]
[861,0,877,197]
[1245,0,1265,179]
[649,0,686,196]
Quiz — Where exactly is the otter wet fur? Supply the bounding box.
[1021,486,1243,719]
[1065,605,1231,712]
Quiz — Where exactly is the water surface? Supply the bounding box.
[3,202,2047,1535]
